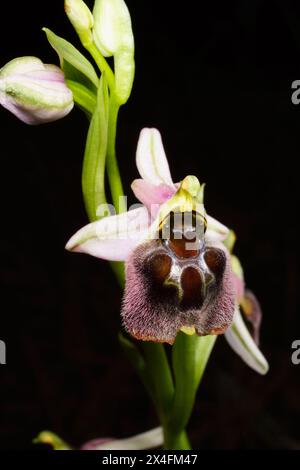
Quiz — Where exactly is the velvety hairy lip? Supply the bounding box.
[121,239,235,344]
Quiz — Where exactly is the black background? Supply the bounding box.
[0,0,300,450]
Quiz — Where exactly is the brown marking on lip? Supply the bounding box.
[204,248,226,278]
[168,233,200,258]
[147,253,172,284]
[180,266,205,309]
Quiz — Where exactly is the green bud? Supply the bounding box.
[65,0,94,47]
[93,0,135,104]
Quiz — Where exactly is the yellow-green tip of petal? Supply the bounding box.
[33,431,72,450]
[181,175,201,198]
[149,178,206,238]
[223,230,236,252]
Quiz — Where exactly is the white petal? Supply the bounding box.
[136,128,174,186]
[66,207,150,261]
[225,307,269,375]
[93,427,163,450]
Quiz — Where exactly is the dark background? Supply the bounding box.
[0,0,299,450]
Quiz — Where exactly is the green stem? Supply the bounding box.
[110,260,125,288]
[86,42,115,92]
[163,429,191,451]
[66,79,97,117]
[167,333,217,437]
[141,342,174,422]
[107,95,126,213]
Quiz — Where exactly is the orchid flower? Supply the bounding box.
[66,128,268,374]
[0,57,73,125]
[34,427,163,451]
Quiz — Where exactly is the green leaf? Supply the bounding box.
[63,59,97,94]
[193,334,217,390]
[66,79,96,117]
[118,333,146,376]
[119,333,167,420]
[109,261,125,288]
[141,342,174,422]
[43,28,99,89]
[82,74,109,221]
[167,333,216,435]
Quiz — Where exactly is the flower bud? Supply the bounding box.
[93,0,135,104]
[0,56,74,125]
[64,0,94,47]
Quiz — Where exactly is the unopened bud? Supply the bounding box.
[0,56,73,125]
[64,0,94,47]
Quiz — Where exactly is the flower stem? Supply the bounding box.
[166,333,217,442]
[86,42,115,92]
[163,429,191,451]
[107,94,126,213]
[141,342,174,422]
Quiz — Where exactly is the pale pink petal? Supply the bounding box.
[81,427,163,450]
[131,179,176,213]
[81,438,113,450]
[65,207,150,261]
[136,128,175,186]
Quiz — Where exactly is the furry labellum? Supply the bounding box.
[122,211,235,344]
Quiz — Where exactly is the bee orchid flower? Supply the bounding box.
[66,128,268,374]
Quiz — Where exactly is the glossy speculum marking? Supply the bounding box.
[148,211,224,310]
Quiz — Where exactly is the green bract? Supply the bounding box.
[43,28,99,90]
